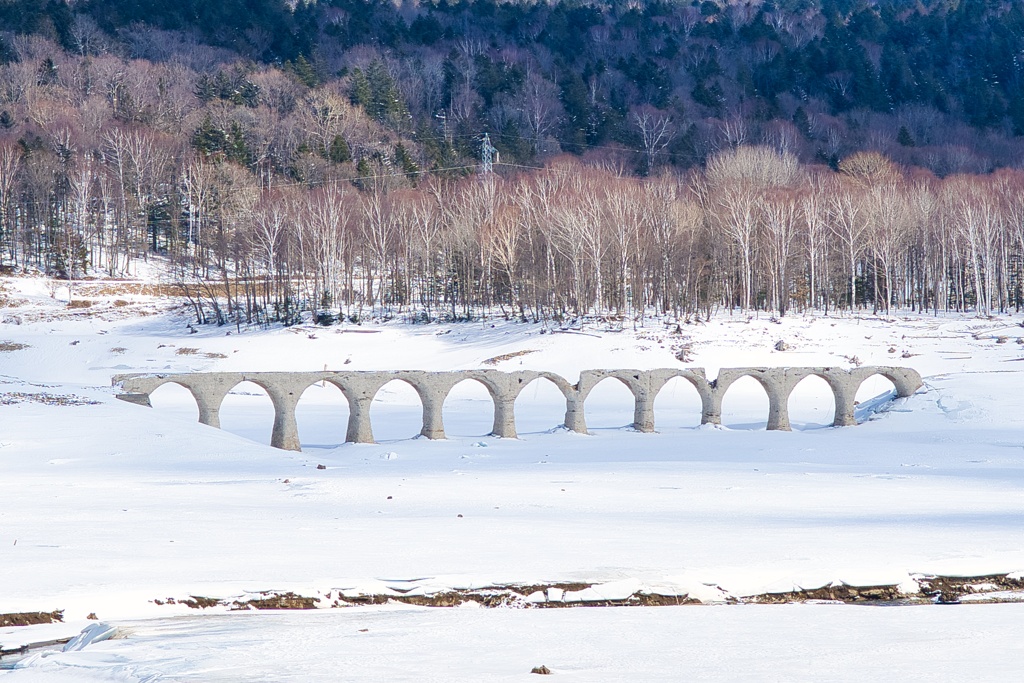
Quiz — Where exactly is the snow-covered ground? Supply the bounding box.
[3,274,1024,680]
[8,603,1024,682]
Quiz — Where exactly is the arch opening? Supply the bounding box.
[787,374,837,430]
[218,380,275,445]
[514,376,568,434]
[854,373,897,420]
[583,376,637,431]
[719,375,770,430]
[442,378,496,438]
[370,378,425,442]
[296,380,350,450]
[652,376,704,431]
[147,381,200,423]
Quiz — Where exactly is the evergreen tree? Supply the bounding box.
[287,55,319,88]
[349,68,371,108]
[328,135,351,164]
[353,157,373,191]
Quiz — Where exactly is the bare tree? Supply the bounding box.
[0,140,21,265]
[828,181,869,311]
[632,108,675,174]
[761,187,801,315]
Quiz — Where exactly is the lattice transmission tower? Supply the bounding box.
[480,132,497,175]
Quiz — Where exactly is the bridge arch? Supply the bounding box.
[852,368,913,399]
[147,380,200,422]
[652,374,705,430]
[580,374,640,432]
[514,374,571,434]
[442,376,499,438]
[295,379,350,449]
[368,377,428,442]
[851,371,899,421]
[218,380,276,446]
[718,373,772,430]
[786,373,837,430]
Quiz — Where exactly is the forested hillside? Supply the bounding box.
[2,0,1024,324]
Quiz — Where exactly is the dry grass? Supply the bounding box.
[0,392,100,406]
[67,300,93,309]
[0,341,29,352]
[0,611,64,627]
[482,349,537,365]
[74,282,186,298]
[175,347,226,359]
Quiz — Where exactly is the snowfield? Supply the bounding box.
[3,273,1024,680]
[8,604,1024,682]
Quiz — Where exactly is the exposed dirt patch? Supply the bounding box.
[232,592,319,610]
[328,590,551,609]
[0,611,63,627]
[511,582,591,595]
[150,574,1024,613]
[747,582,903,604]
[0,341,29,352]
[180,596,220,609]
[631,593,703,606]
[330,586,696,609]
[67,300,92,309]
[916,573,1024,603]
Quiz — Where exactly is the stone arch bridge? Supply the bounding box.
[112,366,922,452]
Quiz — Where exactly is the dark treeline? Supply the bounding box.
[3,0,1024,174]
[2,2,1024,325]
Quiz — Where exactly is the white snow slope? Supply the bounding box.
[2,274,1024,680]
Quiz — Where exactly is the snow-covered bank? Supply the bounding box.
[8,603,1024,682]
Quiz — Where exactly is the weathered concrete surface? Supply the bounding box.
[113,366,923,451]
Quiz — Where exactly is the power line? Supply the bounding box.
[272,163,482,191]
[0,162,486,212]
[412,128,657,157]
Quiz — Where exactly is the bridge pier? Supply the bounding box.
[764,369,798,431]
[261,375,319,451]
[335,376,386,445]
[417,387,448,440]
[178,374,241,429]
[344,395,375,444]
[563,392,587,434]
[832,382,859,426]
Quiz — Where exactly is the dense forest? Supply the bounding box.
[2,0,1024,324]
